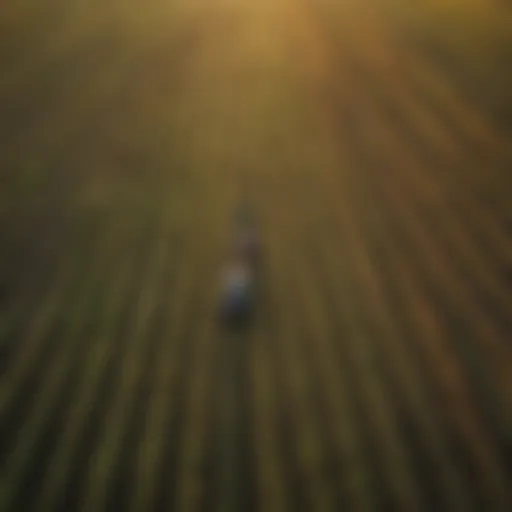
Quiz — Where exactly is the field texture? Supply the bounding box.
[0,0,511,510]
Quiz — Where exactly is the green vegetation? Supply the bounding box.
[0,0,510,510]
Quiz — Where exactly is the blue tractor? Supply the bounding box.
[219,204,261,328]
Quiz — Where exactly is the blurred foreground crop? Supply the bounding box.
[0,0,511,510]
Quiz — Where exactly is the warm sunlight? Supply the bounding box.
[1,0,511,510]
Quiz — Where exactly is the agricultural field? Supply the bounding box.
[0,0,511,510]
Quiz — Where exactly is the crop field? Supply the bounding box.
[0,0,511,510]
